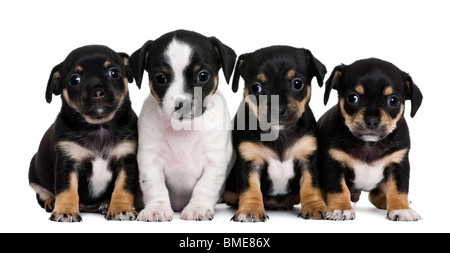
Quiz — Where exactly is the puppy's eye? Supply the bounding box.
[155,73,167,85]
[108,68,121,79]
[346,92,359,104]
[291,78,304,91]
[387,95,400,108]
[69,74,82,86]
[197,71,210,83]
[250,82,262,94]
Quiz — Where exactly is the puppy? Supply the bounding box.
[28,45,139,222]
[223,46,328,222]
[129,30,236,221]
[318,58,423,221]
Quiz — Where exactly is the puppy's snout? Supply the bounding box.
[174,97,191,111]
[92,89,105,100]
[364,116,380,130]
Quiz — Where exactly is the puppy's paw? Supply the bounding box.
[180,204,214,221]
[231,207,268,222]
[50,211,82,222]
[137,205,174,222]
[105,207,137,221]
[299,202,327,220]
[387,209,421,221]
[325,209,355,221]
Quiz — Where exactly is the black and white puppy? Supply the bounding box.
[129,30,236,221]
[318,58,423,221]
[223,46,328,222]
[29,45,139,222]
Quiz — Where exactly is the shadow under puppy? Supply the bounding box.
[318,58,423,221]
[129,30,236,221]
[223,46,328,222]
[29,45,139,222]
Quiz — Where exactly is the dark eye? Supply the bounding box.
[387,95,400,108]
[197,70,210,83]
[108,68,121,79]
[155,73,167,85]
[291,78,304,91]
[69,74,82,86]
[347,92,359,104]
[250,82,262,94]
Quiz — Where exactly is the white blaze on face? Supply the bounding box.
[162,39,193,117]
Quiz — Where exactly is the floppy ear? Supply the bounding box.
[46,64,62,103]
[403,72,423,118]
[210,37,237,84]
[324,64,346,105]
[129,40,153,89]
[303,49,327,87]
[118,52,134,83]
[231,53,249,93]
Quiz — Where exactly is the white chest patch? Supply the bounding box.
[352,161,385,191]
[329,148,409,191]
[90,158,113,197]
[266,158,295,195]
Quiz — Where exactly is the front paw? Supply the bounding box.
[181,204,214,221]
[387,209,421,221]
[137,204,174,222]
[299,202,327,220]
[50,211,82,222]
[231,206,268,222]
[106,207,137,221]
[325,209,355,220]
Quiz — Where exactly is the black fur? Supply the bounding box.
[318,58,423,220]
[224,46,327,221]
[29,45,139,221]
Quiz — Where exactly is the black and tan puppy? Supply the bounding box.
[28,45,139,222]
[318,58,423,221]
[223,46,328,222]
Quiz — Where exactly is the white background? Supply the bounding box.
[1,0,449,233]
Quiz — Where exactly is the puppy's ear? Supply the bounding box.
[403,72,423,118]
[118,52,134,83]
[129,40,153,89]
[324,64,346,105]
[46,64,62,103]
[303,49,327,87]
[231,53,249,93]
[210,37,237,84]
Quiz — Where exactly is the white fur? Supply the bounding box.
[162,39,193,117]
[137,39,233,221]
[266,158,295,195]
[89,158,112,197]
[387,209,421,221]
[352,160,385,191]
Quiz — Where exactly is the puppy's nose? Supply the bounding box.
[175,101,183,111]
[92,90,105,100]
[364,116,380,129]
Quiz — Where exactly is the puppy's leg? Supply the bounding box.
[232,171,268,222]
[106,169,138,221]
[299,168,326,219]
[50,172,81,222]
[385,164,421,221]
[325,177,355,220]
[137,150,174,222]
[180,157,228,221]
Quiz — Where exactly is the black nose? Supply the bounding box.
[279,107,288,117]
[92,90,105,100]
[364,116,380,129]
[175,101,184,111]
